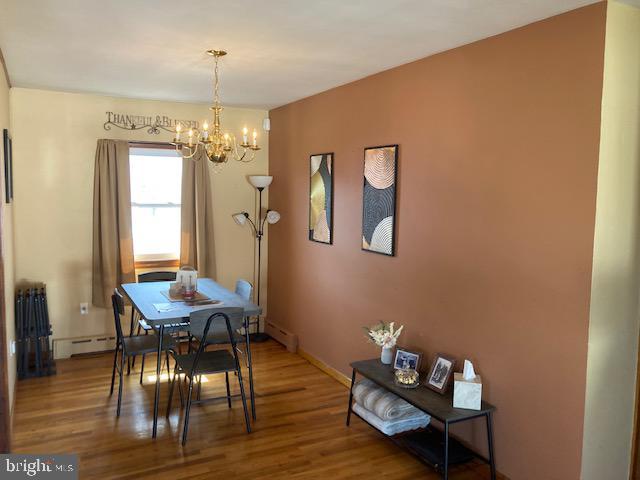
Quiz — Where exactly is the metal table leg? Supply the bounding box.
[152,324,164,438]
[486,412,496,480]
[346,368,356,426]
[443,421,449,480]
[245,316,256,420]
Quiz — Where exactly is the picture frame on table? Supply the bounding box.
[426,353,456,394]
[393,348,422,371]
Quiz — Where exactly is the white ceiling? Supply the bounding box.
[0,0,598,110]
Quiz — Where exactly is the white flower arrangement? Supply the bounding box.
[364,321,404,349]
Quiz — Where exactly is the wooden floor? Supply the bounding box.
[12,340,494,479]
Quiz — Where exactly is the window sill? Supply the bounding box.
[134,258,180,270]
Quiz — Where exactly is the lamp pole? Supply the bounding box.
[233,176,280,342]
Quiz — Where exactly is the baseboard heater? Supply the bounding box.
[53,335,116,359]
[264,319,298,353]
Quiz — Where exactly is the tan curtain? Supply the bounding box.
[92,139,135,307]
[180,151,216,277]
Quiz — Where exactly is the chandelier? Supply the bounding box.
[173,50,260,165]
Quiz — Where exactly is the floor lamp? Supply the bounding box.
[232,175,280,342]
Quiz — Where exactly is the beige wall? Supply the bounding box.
[581,1,640,478]
[0,63,16,412]
[10,88,268,345]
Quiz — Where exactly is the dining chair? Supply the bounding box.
[110,289,178,416]
[166,307,251,445]
[194,279,256,420]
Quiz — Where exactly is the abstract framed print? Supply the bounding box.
[309,152,333,244]
[362,145,397,256]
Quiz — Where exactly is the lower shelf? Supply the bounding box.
[352,409,477,473]
[394,427,475,471]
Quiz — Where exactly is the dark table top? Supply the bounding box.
[121,278,261,325]
[351,359,495,423]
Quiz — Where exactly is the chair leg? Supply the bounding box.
[182,378,195,446]
[245,333,256,421]
[110,345,119,395]
[165,350,171,376]
[232,351,251,433]
[140,354,145,384]
[197,375,202,400]
[117,352,125,417]
[178,372,185,407]
[166,363,178,417]
[225,372,232,408]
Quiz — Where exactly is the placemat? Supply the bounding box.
[161,290,210,302]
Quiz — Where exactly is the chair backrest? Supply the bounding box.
[188,307,245,376]
[111,289,125,342]
[235,279,253,302]
[138,271,177,283]
[189,307,244,342]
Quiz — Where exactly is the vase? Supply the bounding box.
[380,347,393,365]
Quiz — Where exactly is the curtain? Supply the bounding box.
[180,150,216,277]
[92,139,135,307]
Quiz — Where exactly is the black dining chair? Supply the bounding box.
[190,280,257,419]
[110,289,179,416]
[166,307,251,445]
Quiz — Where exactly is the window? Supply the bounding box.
[129,147,182,263]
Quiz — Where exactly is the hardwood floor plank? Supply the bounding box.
[12,340,492,479]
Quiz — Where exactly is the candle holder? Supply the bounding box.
[394,368,420,388]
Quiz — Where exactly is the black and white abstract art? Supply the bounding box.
[362,145,397,256]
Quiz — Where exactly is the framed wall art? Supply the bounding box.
[362,144,397,256]
[309,152,333,244]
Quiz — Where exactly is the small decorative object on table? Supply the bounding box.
[176,266,198,299]
[364,321,404,365]
[426,353,456,394]
[453,359,483,410]
[394,368,420,388]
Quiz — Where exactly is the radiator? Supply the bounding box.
[52,335,116,359]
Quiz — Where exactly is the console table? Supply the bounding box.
[347,359,496,480]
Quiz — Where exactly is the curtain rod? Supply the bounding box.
[128,141,175,150]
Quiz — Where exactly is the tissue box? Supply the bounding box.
[453,373,482,410]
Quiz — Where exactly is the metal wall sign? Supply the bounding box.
[103,111,200,135]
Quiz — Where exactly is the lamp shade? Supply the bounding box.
[232,212,248,225]
[266,210,281,224]
[248,175,273,189]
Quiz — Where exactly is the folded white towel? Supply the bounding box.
[353,403,430,436]
[363,387,386,411]
[373,391,415,421]
[352,379,376,406]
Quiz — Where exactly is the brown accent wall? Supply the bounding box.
[267,4,606,479]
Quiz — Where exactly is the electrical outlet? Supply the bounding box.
[80,303,89,315]
[10,340,15,356]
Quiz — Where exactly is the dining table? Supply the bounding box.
[121,277,262,438]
